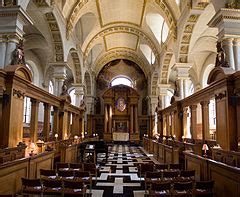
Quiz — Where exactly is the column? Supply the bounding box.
[43,103,51,142]
[208,9,240,71]
[75,114,80,135]
[71,113,76,134]
[51,63,67,96]
[183,107,188,138]
[157,112,163,136]
[166,113,170,136]
[0,5,33,68]
[134,105,139,134]
[52,106,59,137]
[73,84,85,106]
[108,105,112,133]
[173,63,192,99]
[169,113,172,136]
[130,105,134,133]
[67,112,71,136]
[30,99,39,142]
[190,105,197,139]
[222,38,235,70]
[233,38,240,70]
[158,84,171,108]
[200,100,210,141]
[104,104,108,133]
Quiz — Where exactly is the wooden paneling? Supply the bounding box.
[28,151,54,179]
[184,152,208,181]
[184,151,240,196]
[0,159,29,195]
[61,145,77,163]
[209,161,240,197]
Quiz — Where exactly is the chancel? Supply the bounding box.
[0,0,240,196]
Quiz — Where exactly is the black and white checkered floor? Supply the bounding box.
[89,144,157,197]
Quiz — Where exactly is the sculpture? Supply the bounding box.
[10,40,26,66]
[61,81,68,96]
[215,41,229,68]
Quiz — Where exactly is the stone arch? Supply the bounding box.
[44,12,64,62]
[160,52,173,84]
[69,49,83,84]
[84,71,92,95]
[151,72,159,95]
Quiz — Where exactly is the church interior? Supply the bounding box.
[0,0,240,196]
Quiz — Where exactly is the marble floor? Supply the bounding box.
[89,144,158,197]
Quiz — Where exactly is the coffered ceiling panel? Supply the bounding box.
[105,33,138,51]
[98,0,145,27]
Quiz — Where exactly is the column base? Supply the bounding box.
[103,133,112,142]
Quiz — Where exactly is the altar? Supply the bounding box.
[112,132,129,141]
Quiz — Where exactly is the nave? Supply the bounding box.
[92,144,153,197]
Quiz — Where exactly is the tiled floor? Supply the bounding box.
[89,144,157,197]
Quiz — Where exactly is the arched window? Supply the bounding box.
[49,80,54,94]
[111,76,133,87]
[202,64,215,88]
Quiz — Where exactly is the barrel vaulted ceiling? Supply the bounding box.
[65,0,179,77]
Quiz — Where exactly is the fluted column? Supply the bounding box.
[222,38,235,70]
[30,99,39,142]
[73,84,85,106]
[233,38,240,70]
[71,113,76,134]
[190,105,197,139]
[201,101,210,140]
[183,107,188,138]
[51,63,67,96]
[43,103,51,141]
[134,105,139,134]
[67,112,71,136]
[166,113,170,136]
[52,106,59,137]
[173,63,192,99]
[104,105,108,133]
[130,105,134,133]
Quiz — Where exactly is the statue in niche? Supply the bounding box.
[11,40,26,66]
[215,41,229,68]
